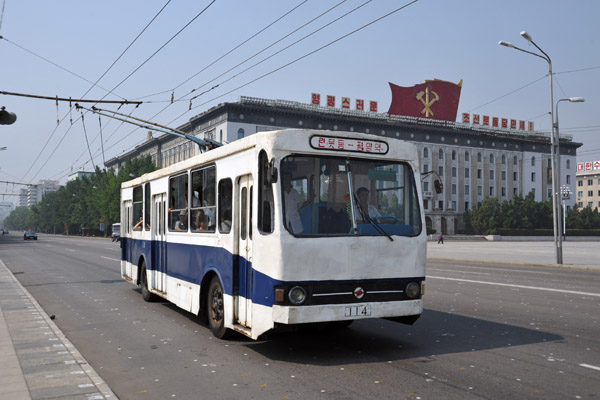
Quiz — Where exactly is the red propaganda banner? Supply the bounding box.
[387,79,462,121]
[356,99,364,111]
[473,114,480,125]
[577,163,584,172]
[519,120,525,130]
[501,118,508,128]
[369,101,378,112]
[341,97,350,109]
[528,121,534,131]
[326,95,335,107]
[510,119,517,129]
[585,162,592,171]
[462,113,470,123]
[492,117,499,127]
[483,115,490,126]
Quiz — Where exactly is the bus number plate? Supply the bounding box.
[345,305,371,317]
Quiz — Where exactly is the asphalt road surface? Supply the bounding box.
[1,233,599,399]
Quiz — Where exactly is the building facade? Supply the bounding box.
[105,97,582,234]
[576,170,600,210]
[21,180,60,207]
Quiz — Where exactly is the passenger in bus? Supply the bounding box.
[195,211,209,231]
[175,210,188,231]
[220,209,232,232]
[354,187,381,223]
[133,215,144,231]
[283,173,313,234]
[202,189,216,226]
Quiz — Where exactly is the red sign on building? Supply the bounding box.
[585,162,593,171]
[510,119,517,129]
[341,97,350,109]
[501,118,508,128]
[356,99,364,111]
[326,95,335,107]
[528,121,534,131]
[473,114,480,125]
[483,115,490,126]
[369,101,378,113]
[519,120,525,130]
[492,117,499,127]
[311,93,321,106]
[462,113,470,123]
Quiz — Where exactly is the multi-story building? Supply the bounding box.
[67,171,94,182]
[25,180,60,207]
[576,164,600,210]
[105,96,582,234]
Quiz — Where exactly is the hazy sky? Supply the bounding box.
[0,0,598,204]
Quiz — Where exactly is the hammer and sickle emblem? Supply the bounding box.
[416,87,439,118]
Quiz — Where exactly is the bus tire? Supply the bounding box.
[208,276,231,339]
[140,263,158,302]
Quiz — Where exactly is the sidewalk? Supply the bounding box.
[427,239,600,270]
[0,259,117,400]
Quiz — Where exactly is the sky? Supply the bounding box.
[0,0,598,205]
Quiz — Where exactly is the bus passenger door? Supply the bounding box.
[235,175,253,328]
[152,193,167,293]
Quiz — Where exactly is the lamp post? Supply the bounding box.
[499,31,562,264]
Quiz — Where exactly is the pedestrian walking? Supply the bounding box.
[437,232,444,244]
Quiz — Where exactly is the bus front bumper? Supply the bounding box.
[272,299,422,325]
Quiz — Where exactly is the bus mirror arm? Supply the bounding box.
[267,159,278,184]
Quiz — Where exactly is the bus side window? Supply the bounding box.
[258,150,274,234]
[144,183,151,231]
[132,186,143,231]
[169,173,188,231]
[191,166,216,233]
[218,178,232,234]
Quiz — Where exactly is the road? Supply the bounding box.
[1,233,599,399]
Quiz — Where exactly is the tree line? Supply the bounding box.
[464,192,600,235]
[4,157,156,235]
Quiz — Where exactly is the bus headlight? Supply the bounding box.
[405,282,420,299]
[288,286,307,305]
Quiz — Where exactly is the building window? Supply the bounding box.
[531,172,536,182]
[452,184,457,194]
[502,171,506,181]
[513,156,518,166]
[578,180,583,187]
[547,188,551,199]
[423,181,429,191]
[465,168,470,178]
[439,149,444,159]
[477,169,482,179]
[577,191,583,198]
[424,147,429,158]
[489,186,494,196]
[588,190,594,196]
[490,154,494,163]
[452,167,457,178]
[588,202,594,208]
[423,199,428,209]
[451,201,456,210]
[478,186,482,195]
[501,187,506,197]
[548,159,551,168]
[502,155,506,164]
[424,164,429,173]
[531,157,535,167]
[465,184,470,195]
[438,200,444,209]
[566,175,570,184]
[578,202,583,207]
[439,166,443,176]
[237,128,245,139]
[566,159,570,169]
[588,179,593,185]
[477,152,482,162]
[513,187,518,195]
[490,170,495,180]
[465,152,470,161]
[513,172,518,181]
[531,188,536,196]
[465,201,470,210]
[452,151,456,161]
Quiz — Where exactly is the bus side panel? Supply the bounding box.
[164,242,235,292]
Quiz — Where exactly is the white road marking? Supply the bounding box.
[580,363,600,372]
[427,276,600,297]
[437,264,553,275]
[101,256,121,262]
[64,248,76,252]
[429,268,490,276]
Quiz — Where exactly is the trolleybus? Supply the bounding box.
[120,129,426,339]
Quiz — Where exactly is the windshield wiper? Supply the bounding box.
[353,193,393,242]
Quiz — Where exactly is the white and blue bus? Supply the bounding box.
[120,129,426,339]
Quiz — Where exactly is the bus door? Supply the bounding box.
[152,193,167,293]
[235,175,253,327]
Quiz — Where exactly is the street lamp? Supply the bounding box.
[499,31,563,264]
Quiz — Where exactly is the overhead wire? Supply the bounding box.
[27,0,209,183]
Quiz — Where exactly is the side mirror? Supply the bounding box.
[267,159,278,184]
[434,179,443,194]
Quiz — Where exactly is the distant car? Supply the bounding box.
[24,231,38,240]
[111,223,121,242]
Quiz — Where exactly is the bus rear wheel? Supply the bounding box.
[208,276,231,339]
[140,263,158,302]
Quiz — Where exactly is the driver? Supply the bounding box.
[354,187,381,224]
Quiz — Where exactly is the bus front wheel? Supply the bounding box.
[208,276,231,339]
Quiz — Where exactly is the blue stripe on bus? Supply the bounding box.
[121,238,423,308]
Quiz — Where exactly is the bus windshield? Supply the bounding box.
[281,155,422,237]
